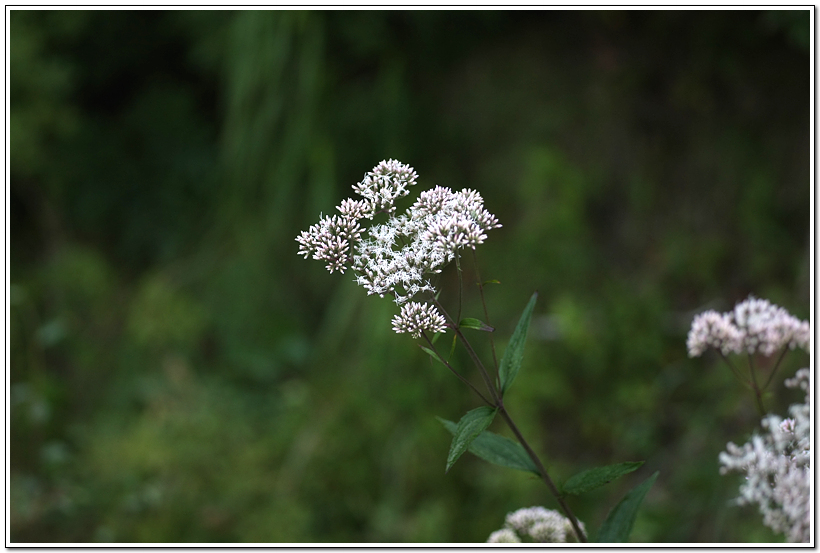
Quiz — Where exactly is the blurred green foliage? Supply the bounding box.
[10,9,810,543]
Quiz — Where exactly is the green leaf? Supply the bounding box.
[445,407,497,473]
[448,333,457,361]
[459,317,494,332]
[483,279,501,285]
[499,292,538,394]
[562,461,645,496]
[596,471,658,543]
[438,418,539,475]
[419,345,446,366]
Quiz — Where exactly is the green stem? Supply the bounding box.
[428,283,585,542]
[453,324,499,404]
[498,403,587,543]
[421,331,493,406]
[716,350,753,390]
[455,253,463,327]
[431,296,499,403]
[748,354,765,416]
[762,345,790,391]
[471,249,500,390]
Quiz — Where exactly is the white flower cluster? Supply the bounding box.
[687,296,809,357]
[351,158,418,215]
[391,301,447,339]
[486,506,586,543]
[718,368,811,543]
[295,214,363,274]
[297,160,501,309]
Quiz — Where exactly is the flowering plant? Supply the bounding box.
[719,369,810,543]
[688,297,811,543]
[687,296,809,415]
[297,160,657,543]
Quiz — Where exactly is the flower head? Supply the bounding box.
[351,159,418,215]
[391,302,447,339]
[687,310,743,356]
[488,506,585,543]
[297,160,502,335]
[687,297,809,358]
[719,368,810,543]
[486,529,520,543]
[295,214,362,274]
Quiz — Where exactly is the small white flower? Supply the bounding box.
[424,212,487,252]
[351,159,418,214]
[687,310,743,356]
[337,198,372,220]
[488,506,585,543]
[731,297,808,356]
[295,214,362,274]
[687,297,809,358]
[779,418,795,434]
[410,185,453,218]
[486,529,521,543]
[719,368,810,543]
[298,160,501,312]
[391,302,447,339]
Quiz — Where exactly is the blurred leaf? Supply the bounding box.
[499,292,538,394]
[561,461,644,496]
[596,471,658,543]
[419,345,446,366]
[438,418,538,475]
[448,333,457,361]
[483,279,501,285]
[459,317,494,332]
[445,407,497,473]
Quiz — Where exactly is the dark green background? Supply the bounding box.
[10,9,810,543]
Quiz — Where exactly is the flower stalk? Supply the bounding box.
[297,160,588,542]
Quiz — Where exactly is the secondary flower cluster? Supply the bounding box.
[486,506,586,543]
[297,160,502,337]
[718,368,810,543]
[687,296,809,358]
[391,302,447,339]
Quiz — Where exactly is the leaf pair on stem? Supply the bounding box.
[429,291,657,542]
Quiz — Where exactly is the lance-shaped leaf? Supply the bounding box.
[438,418,539,475]
[445,407,497,473]
[419,345,447,367]
[459,317,494,332]
[596,471,659,543]
[499,292,538,394]
[561,461,645,496]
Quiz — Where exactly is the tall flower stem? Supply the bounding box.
[431,296,499,403]
[471,249,500,387]
[748,354,766,416]
[421,331,493,407]
[762,345,790,391]
[455,253,464,326]
[717,350,753,390]
[428,306,587,543]
[497,401,588,543]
